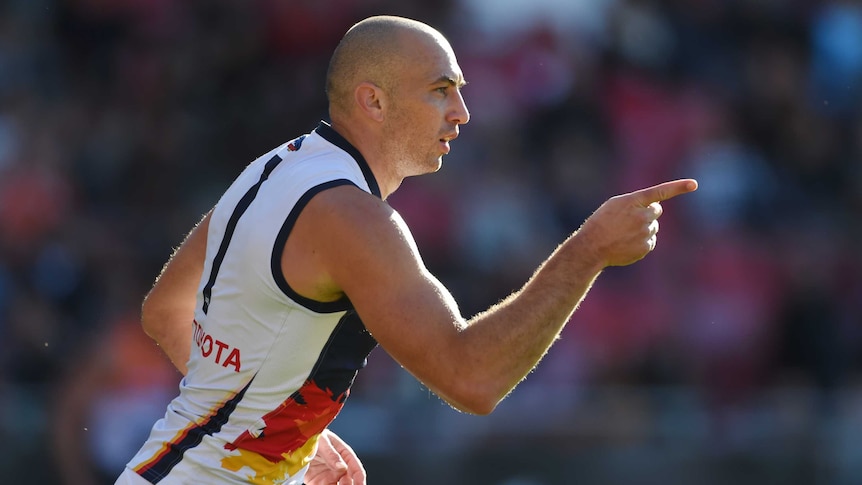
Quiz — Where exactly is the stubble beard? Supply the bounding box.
[381,121,440,178]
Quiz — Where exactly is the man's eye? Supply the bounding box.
[436,87,449,95]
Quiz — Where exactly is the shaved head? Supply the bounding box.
[321,15,469,193]
[325,16,450,118]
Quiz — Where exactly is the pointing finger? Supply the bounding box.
[629,179,698,207]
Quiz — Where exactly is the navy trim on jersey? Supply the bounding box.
[202,154,283,314]
[271,179,356,314]
[306,309,378,395]
[314,121,382,198]
[138,378,255,483]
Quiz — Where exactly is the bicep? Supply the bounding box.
[307,189,465,393]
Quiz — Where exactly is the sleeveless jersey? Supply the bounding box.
[126,122,380,484]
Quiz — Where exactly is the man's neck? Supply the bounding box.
[328,118,401,200]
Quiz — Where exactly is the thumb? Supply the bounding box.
[628,179,698,207]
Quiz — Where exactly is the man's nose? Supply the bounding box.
[449,89,470,125]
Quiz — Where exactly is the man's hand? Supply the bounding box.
[305,429,366,485]
[576,179,698,268]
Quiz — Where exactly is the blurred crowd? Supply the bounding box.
[0,0,860,483]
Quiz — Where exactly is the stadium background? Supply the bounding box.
[0,0,860,483]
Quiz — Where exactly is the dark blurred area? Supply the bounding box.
[0,0,860,483]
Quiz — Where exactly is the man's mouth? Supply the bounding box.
[439,132,458,154]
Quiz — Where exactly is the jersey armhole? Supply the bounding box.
[270,179,357,313]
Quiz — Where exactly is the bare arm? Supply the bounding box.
[141,211,211,375]
[291,179,697,415]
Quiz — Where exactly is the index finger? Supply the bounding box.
[629,179,698,206]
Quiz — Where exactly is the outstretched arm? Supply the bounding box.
[141,211,211,375]
[290,179,697,415]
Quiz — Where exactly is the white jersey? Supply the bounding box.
[126,122,380,484]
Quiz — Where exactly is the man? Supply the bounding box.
[116,15,697,485]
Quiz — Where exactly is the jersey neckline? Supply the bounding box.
[314,121,382,199]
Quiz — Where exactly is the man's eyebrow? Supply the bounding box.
[434,75,468,88]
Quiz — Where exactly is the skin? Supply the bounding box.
[141,211,209,376]
[304,429,366,485]
[140,15,697,485]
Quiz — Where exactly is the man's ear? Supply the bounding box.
[354,82,386,122]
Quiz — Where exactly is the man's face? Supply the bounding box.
[381,35,470,177]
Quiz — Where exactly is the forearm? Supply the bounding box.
[460,233,604,407]
[446,179,698,411]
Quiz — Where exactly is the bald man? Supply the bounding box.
[116,15,697,485]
